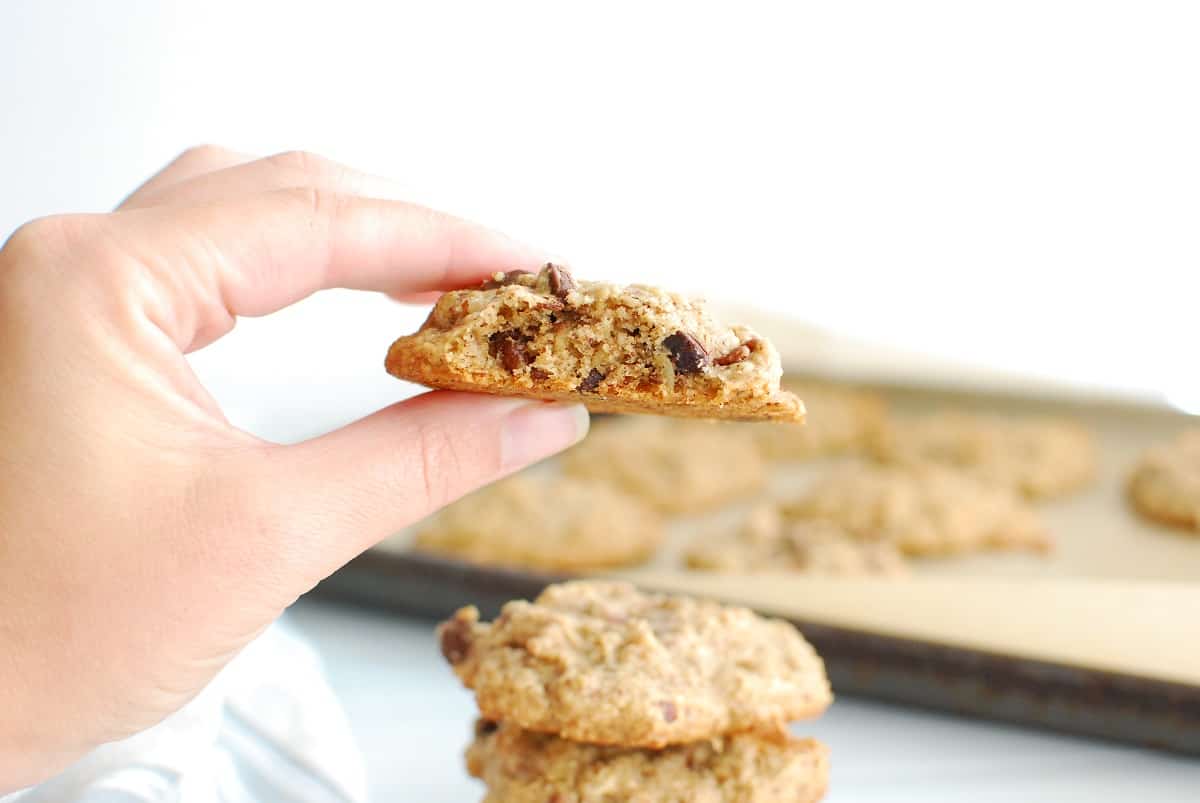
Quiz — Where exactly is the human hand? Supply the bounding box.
[0,147,588,791]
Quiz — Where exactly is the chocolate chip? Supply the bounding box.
[546,263,576,299]
[663,331,709,374]
[475,719,499,737]
[438,616,473,665]
[659,701,678,722]
[530,367,550,381]
[488,329,529,373]
[480,269,534,289]
[576,368,605,393]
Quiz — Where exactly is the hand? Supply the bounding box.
[0,147,588,791]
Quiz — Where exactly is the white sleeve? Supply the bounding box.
[2,618,367,803]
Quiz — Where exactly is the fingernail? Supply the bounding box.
[500,402,590,471]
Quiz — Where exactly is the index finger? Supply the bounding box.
[110,187,548,349]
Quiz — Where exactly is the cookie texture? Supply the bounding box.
[562,417,768,514]
[385,264,804,421]
[871,411,1096,499]
[466,719,830,803]
[755,381,886,460]
[784,463,1050,556]
[412,474,664,572]
[686,505,908,576]
[438,581,832,748]
[1128,429,1200,532]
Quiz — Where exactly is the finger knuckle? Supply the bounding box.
[267,149,336,178]
[1,214,92,270]
[176,143,234,167]
[277,184,346,227]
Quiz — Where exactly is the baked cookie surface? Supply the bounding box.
[756,381,886,460]
[686,504,908,576]
[1128,429,1200,532]
[437,581,831,748]
[784,463,1050,556]
[872,411,1095,499]
[412,474,664,572]
[466,719,830,803]
[385,264,804,421]
[561,417,768,514]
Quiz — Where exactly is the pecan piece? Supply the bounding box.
[662,331,710,374]
[714,337,763,366]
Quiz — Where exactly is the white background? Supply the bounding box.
[3,3,1200,800]
[3,1,1199,435]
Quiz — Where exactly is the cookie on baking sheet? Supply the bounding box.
[561,417,767,514]
[1128,429,1200,532]
[437,581,831,748]
[385,264,804,422]
[412,474,664,572]
[755,381,886,460]
[466,719,830,803]
[685,504,908,576]
[784,463,1051,556]
[871,411,1096,500]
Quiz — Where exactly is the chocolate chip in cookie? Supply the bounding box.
[663,331,710,374]
[576,368,606,393]
[488,330,529,373]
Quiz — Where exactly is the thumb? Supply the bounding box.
[262,391,589,578]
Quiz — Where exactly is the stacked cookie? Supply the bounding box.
[438,581,833,802]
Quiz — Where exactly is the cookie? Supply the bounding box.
[871,411,1095,499]
[784,463,1050,556]
[1128,429,1200,532]
[437,581,831,748]
[561,417,767,514]
[685,504,908,576]
[385,264,804,422]
[412,474,664,572]
[466,719,830,803]
[755,381,886,460]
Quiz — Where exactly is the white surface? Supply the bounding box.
[2,1,1199,412]
[288,598,1200,802]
